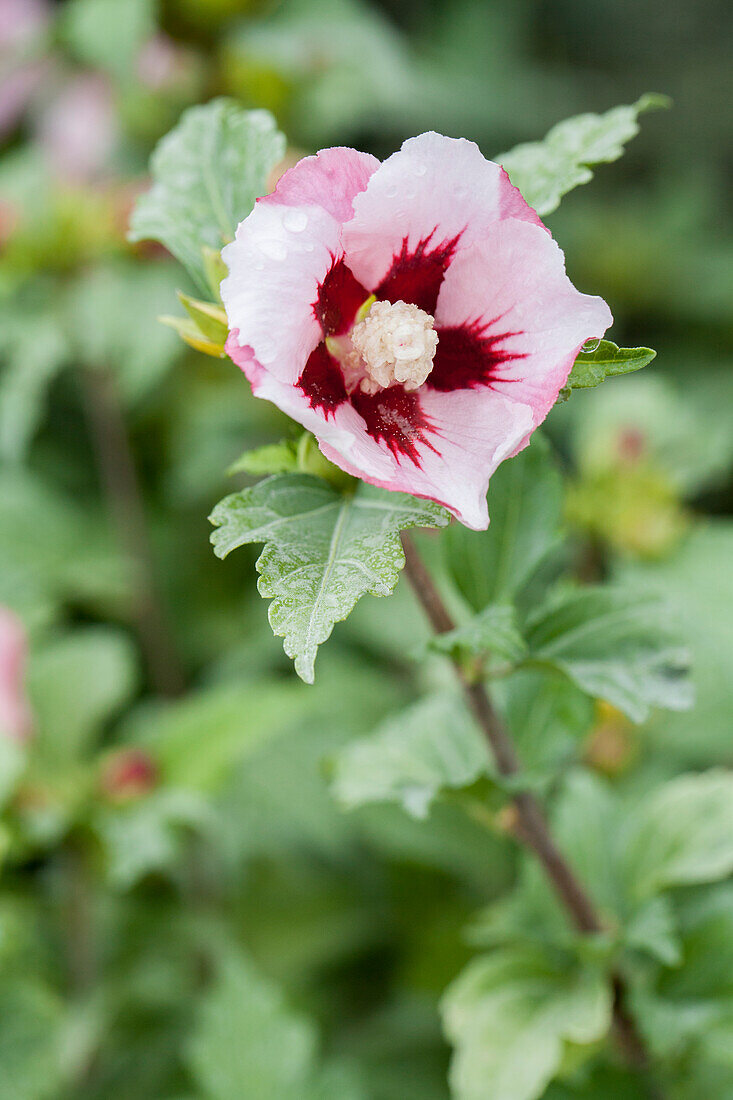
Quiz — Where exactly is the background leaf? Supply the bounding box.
[65,261,183,402]
[524,586,693,722]
[430,603,528,665]
[0,981,64,1100]
[61,0,155,79]
[623,771,733,901]
[186,949,360,1100]
[129,99,286,294]
[27,627,139,764]
[499,95,668,215]
[0,308,69,464]
[331,693,488,819]
[443,946,612,1100]
[444,435,563,612]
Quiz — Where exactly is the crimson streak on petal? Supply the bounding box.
[298,342,347,417]
[314,256,370,336]
[429,320,525,392]
[376,229,463,315]
[351,386,439,466]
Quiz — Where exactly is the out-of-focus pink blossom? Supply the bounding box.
[136,33,194,92]
[222,134,611,528]
[0,0,50,139]
[0,0,49,49]
[37,73,118,183]
[0,608,33,742]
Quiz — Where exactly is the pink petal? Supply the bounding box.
[0,607,32,742]
[434,219,612,432]
[341,133,544,311]
[228,335,534,529]
[264,146,380,223]
[222,201,344,386]
[319,387,535,530]
[222,149,379,387]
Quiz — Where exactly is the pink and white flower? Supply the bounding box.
[0,0,50,139]
[37,74,118,183]
[222,133,612,528]
[0,607,32,742]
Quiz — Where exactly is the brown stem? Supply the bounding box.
[401,533,657,1081]
[82,368,184,697]
[62,845,95,996]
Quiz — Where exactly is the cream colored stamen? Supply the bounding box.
[348,299,438,395]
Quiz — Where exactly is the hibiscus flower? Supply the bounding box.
[222,133,611,528]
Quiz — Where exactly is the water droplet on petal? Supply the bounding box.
[303,241,315,252]
[582,337,602,353]
[414,163,427,177]
[283,208,308,232]
[385,184,399,199]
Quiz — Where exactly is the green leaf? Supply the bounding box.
[177,292,229,344]
[499,94,669,216]
[469,770,620,952]
[96,789,216,889]
[186,951,318,1100]
[129,99,286,295]
[430,603,528,665]
[0,308,69,463]
[627,886,733,1084]
[623,770,733,901]
[0,469,131,624]
[60,0,155,79]
[444,434,563,612]
[330,693,488,819]
[0,737,25,810]
[524,586,693,722]
[227,440,299,477]
[616,523,733,764]
[27,628,139,764]
[442,946,612,1100]
[559,341,656,400]
[159,314,226,359]
[124,680,307,792]
[66,261,183,401]
[0,981,64,1100]
[497,670,594,778]
[209,474,449,682]
[623,896,681,967]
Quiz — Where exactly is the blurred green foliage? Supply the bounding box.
[0,0,731,1097]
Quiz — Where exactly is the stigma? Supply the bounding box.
[347,299,439,394]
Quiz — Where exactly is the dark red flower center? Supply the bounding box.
[297,230,524,467]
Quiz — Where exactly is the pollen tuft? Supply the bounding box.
[348,299,438,394]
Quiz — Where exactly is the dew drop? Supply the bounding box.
[582,337,602,353]
[385,184,399,199]
[283,208,308,233]
[303,241,315,252]
[413,163,427,177]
